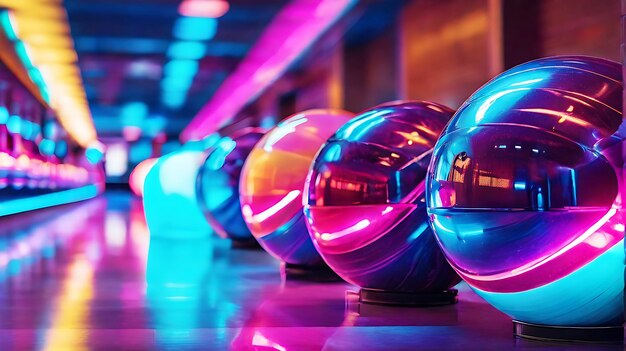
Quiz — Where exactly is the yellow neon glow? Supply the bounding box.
[43,256,93,351]
[0,0,97,147]
[27,47,78,63]
[20,34,71,48]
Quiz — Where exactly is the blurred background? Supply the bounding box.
[1,0,617,187]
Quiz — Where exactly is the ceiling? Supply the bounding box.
[64,0,288,138]
[64,0,407,141]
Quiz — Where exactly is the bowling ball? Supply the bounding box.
[240,109,355,266]
[144,149,213,239]
[304,101,460,292]
[197,128,265,243]
[426,56,624,326]
[129,158,158,197]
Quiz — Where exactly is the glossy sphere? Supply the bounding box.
[240,109,355,266]
[427,56,624,326]
[197,128,264,242]
[143,149,213,239]
[129,158,158,197]
[305,101,460,292]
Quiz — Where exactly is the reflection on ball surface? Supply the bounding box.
[426,56,624,326]
[197,128,265,242]
[240,109,355,266]
[144,149,213,239]
[305,101,460,292]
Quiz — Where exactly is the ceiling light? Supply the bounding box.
[173,17,217,41]
[0,6,96,147]
[27,48,78,64]
[13,41,33,67]
[162,91,187,109]
[122,126,142,142]
[0,11,17,41]
[178,0,230,19]
[167,41,206,60]
[163,59,199,77]
[161,76,194,92]
[181,0,357,141]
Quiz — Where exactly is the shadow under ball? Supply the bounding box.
[304,101,461,298]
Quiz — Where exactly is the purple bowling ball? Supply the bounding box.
[426,56,624,330]
[304,101,461,293]
[197,128,265,243]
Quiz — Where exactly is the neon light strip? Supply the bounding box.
[181,0,357,141]
[0,4,97,147]
[0,185,99,217]
[241,189,301,223]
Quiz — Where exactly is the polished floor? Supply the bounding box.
[0,191,623,350]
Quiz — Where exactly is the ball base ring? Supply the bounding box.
[358,288,458,307]
[282,262,343,282]
[231,239,262,250]
[513,320,624,343]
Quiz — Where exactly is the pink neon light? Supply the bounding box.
[464,208,617,282]
[181,0,356,141]
[179,0,230,18]
[122,126,142,142]
[241,190,301,223]
[459,206,623,292]
[251,331,286,351]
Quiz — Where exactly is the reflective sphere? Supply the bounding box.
[144,149,213,239]
[427,56,624,326]
[304,101,460,292]
[129,158,158,197]
[197,128,265,242]
[240,109,355,266]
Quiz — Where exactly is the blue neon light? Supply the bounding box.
[19,120,33,139]
[39,138,55,156]
[85,147,104,164]
[41,88,51,104]
[143,150,213,239]
[30,124,41,140]
[44,121,57,138]
[14,41,33,68]
[167,41,206,60]
[323,143,342,162]
[173,17,217,41]
[161,76,194,91]
[0,106,8,124]
[163,60,199,78]
[55,140,68,158]
[75,37,169,54]
[162,92,186,108]
[7,115,21,134]
[27,68,46,88]
[513,181,526,190]
[0,11,17,41]
[129,141,152,163]
[0,185,99,217]
[473,241,624,326]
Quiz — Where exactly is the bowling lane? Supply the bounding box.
[0,191,621,350]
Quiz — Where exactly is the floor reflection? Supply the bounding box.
[0,191,621,350]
